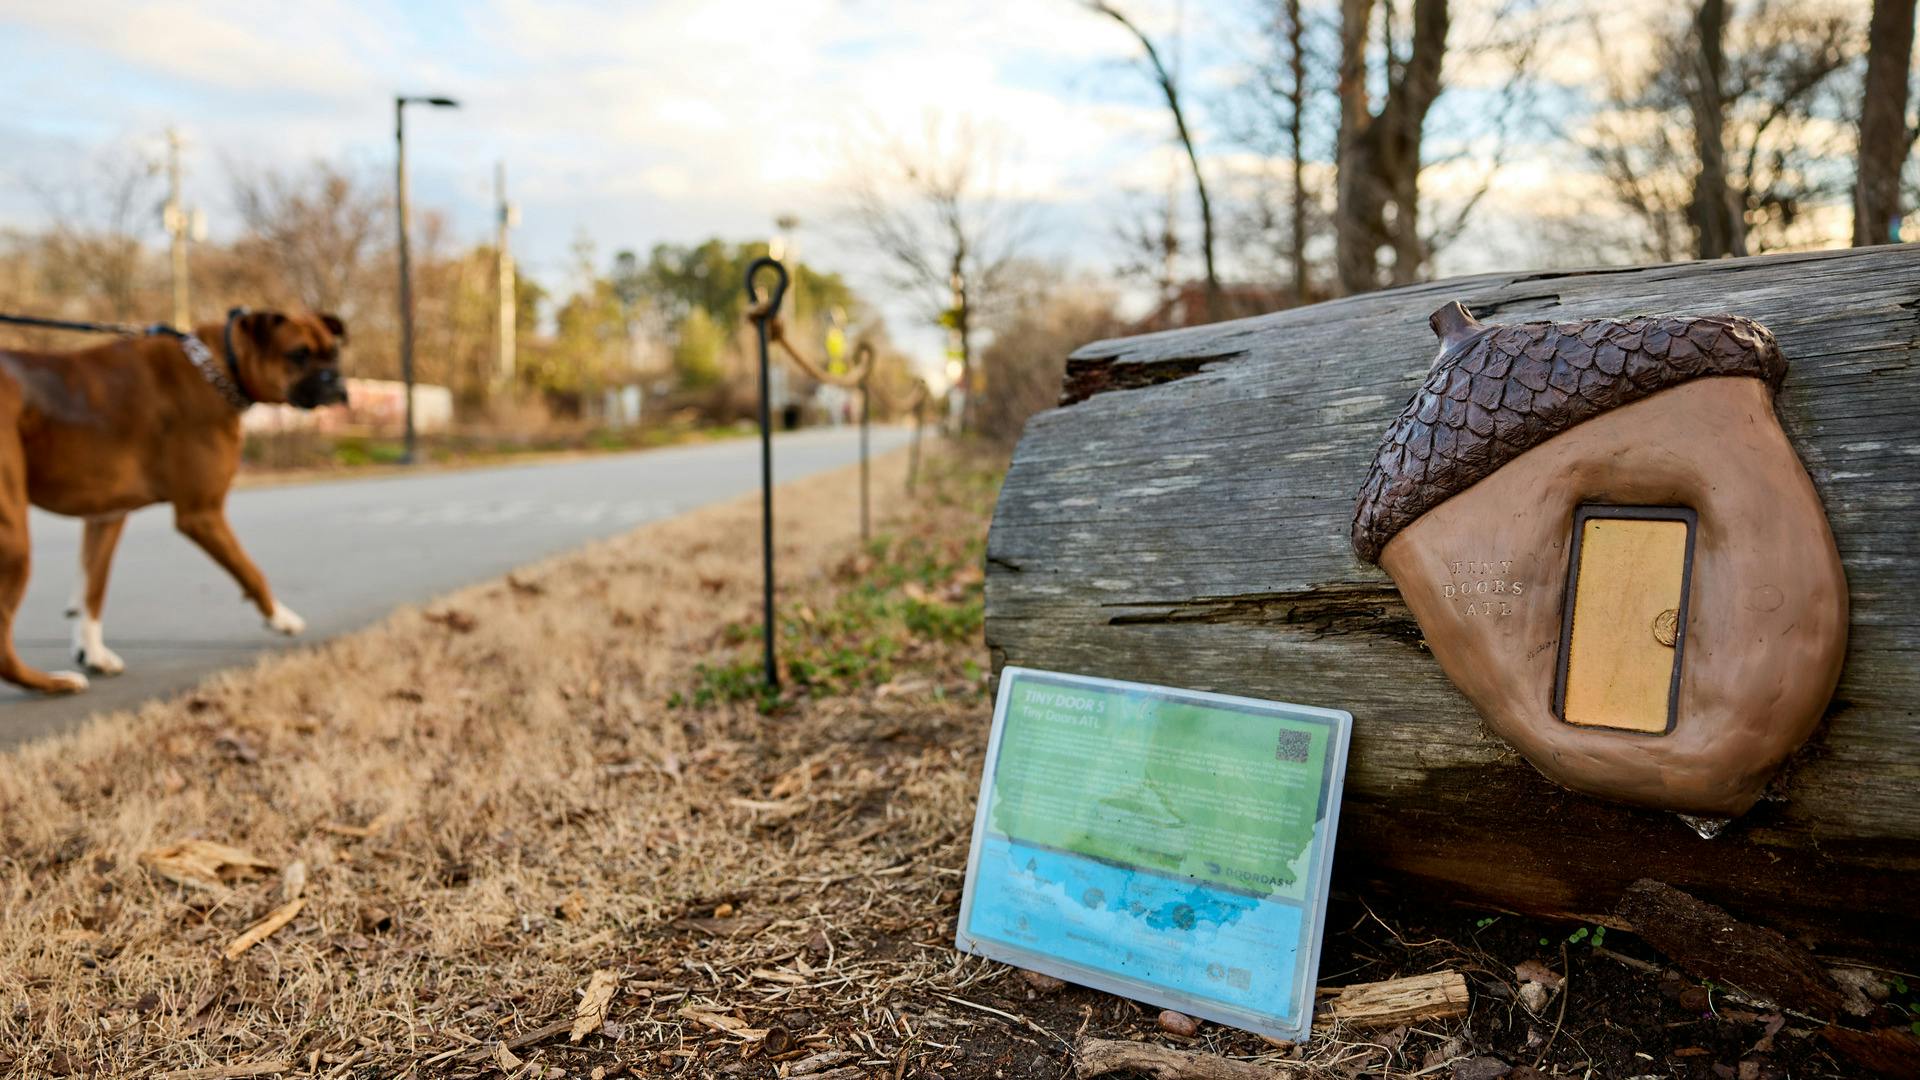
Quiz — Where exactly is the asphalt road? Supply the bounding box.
[2,425,911,747]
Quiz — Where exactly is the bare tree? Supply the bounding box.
[843,117,1029,432]
[1085,1,1220,319]
[27,146,164,320]
[1585,1,1858,261]
[1577,26,1696,263]
[976,263,1125,444]
[228,161,387,325]
[1222,0,1325,302]
[1335,0,1451,293]
[1854,0,1917,245]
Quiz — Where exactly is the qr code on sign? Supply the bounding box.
[1274,729,1311,763]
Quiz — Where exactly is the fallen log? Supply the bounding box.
[985,246,1920,963]
[1614,880,1858,1019]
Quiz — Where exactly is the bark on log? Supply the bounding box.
[1614,880,1855,1019]
[985,247,1920,963]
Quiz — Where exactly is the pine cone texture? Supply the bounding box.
[1351,310,1786,564]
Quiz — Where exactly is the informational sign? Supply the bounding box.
[956,667,1352,1042]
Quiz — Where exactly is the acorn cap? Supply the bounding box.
[1350,304,1787,564]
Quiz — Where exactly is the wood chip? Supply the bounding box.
[1020,969,1067,994]
[1322,970,1470,1029]
[140,840,275,893]
[1513,958,1562,989]
[678,1005,767,1041]
[223,899,305,961]
[787,1049,859,1076]
[570,969,620,1043]
[158,1060,294,1080]
[280,859,307,902]
[494,1043,523,1072]
[1076,1037,1281,1079]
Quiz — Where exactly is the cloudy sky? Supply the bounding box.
[1,3,1176,293]
[0,0,1707,362]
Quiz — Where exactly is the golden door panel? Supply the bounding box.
[1555,508,1695,734]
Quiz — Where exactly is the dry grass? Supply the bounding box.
[0,446,1018,1077]
[0,444,1510,1079]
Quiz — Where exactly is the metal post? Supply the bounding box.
[860,370,871,543]
[394,97,417,465]
[908,396,925,494]
[746,257,789,689]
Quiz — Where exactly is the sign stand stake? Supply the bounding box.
[744,256,788,689]
[859,353,872,543]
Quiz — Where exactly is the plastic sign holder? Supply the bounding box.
[957,666,1352,1042]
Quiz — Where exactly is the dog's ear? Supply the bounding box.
[241,311,288,347]
[319,313,347,344]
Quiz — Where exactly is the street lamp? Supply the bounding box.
[394,94,459,465]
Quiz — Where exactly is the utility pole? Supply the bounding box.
[495,160,517,384]
[162,128,192,330]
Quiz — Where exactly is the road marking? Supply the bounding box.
[348,499,680,527]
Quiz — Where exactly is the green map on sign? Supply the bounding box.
[987,676,1329,902]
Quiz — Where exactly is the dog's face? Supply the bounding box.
[234,311,350,409]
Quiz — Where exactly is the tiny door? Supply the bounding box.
[1554,506,1696,734]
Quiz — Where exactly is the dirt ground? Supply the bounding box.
[0,445,1908,1079]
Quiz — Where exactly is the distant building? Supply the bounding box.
[242,378,454,436]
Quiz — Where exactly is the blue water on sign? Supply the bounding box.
[965,835,1307,1023]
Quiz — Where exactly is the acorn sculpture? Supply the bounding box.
[1351,303,1847,818]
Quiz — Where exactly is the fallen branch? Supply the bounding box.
[458,1019,572,1063]
[1076,1037,1285,1079]
[158,1061,293,1080]
[223,899,305,961]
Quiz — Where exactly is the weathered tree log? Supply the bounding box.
[985,247,1920,963]
[1614,879,1857,1018]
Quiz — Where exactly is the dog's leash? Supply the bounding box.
[0,312,167,337]
[0,309,256,409]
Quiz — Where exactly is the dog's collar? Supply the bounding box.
[175,310,254,411]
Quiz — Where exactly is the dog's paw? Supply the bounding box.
[74,644,125,676]
[267,604,307,636]
[45,670,89,694]
[72,618,125,675]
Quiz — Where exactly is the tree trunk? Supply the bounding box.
[1287,0,1309,303]
[1335,0,1449,294]
[950,248,974,435]
[1334,0,1379,294]
[986,246,1920,964]
[1688,0,1746,258]
[1091,2,1220,321]
[1382,0,1448,284]
[1854,0,1918,246]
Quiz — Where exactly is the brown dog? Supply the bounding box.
[0,309,348,694]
